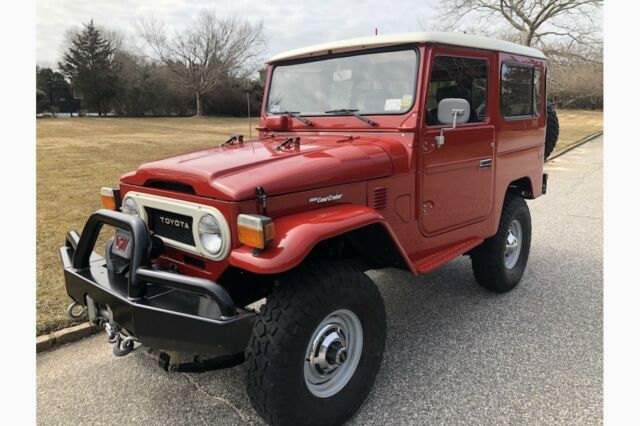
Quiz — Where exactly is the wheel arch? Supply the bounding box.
[508,176,535,199]
[228,204,414,275]
[486,175,537,238]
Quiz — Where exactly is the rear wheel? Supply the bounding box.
[471,193,531,293]
[245,262,386,426]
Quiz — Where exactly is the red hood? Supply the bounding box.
[121,135,395,200]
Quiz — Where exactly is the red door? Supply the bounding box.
[419,50,495,236]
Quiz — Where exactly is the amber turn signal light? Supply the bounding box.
[237,214,275,250]
[100,187,117,210]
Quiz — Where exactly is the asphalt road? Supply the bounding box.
[37,136,603,425]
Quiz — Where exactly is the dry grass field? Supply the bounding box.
[36,111,602,334]
[555,109,603,151]
[37,117,249,334]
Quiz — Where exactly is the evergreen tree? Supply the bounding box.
[58,20,118,115]
[36,66,67,94]
[36,66,72,113]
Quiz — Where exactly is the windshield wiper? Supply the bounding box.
[275,111,313,127]
[324,109,377,127]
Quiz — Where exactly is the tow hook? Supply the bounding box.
[102,321,140,357]
[66,301,86,319]
[112,334,140,357]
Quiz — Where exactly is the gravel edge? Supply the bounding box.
[36,322,99,353]
[546,130,603,162]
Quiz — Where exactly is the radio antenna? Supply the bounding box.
[246,90,252,140]
[246,89,256,154]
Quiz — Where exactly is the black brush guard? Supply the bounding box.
[59,209,256,355]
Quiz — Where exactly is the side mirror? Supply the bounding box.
[437,98,470,125]
[435,98,470,148]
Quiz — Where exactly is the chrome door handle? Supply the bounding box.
[479,158,493,169]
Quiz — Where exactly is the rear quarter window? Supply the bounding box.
[501,63,541,118]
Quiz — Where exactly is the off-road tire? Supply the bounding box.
[471,193,531,293]
[245,262,386,426]
[545,103,560,160]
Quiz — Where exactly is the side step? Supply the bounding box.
[412,238,483,274]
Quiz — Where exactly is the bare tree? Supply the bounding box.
[421,0,603,108]
[546,43,602,108]
[137,10,265,116]
[102,29,125,53]
[424,1,602,57]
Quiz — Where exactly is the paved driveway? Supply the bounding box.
[37,136,603,425]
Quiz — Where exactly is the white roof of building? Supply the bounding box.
[267,31,546,63]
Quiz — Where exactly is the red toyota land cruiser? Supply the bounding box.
[61,32,556,425]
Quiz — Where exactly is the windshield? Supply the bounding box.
[267,48,418,116]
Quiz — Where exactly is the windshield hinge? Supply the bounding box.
[276,137,300,151]
[221,135,244,147]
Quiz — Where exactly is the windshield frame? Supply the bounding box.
[265,44,421,118]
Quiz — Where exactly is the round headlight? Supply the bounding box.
[198,214,222,254]
[122,197,139,216]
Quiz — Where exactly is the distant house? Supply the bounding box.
[37,80,82,115]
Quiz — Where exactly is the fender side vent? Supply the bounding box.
[372,187,388,210]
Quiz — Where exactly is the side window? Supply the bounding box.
[501,63,542,118]
[426,56,488,126]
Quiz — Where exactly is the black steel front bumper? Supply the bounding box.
[60,209,256,355]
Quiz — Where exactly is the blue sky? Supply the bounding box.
[37,0,437,68]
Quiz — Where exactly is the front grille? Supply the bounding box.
[149,208,195,246]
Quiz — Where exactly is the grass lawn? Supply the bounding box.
[36,110,602,334]
[555,109,603,152]
[36,117,250,334]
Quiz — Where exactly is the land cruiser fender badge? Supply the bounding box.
[308,194,344,204]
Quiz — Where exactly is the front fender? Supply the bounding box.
[229,204,411,274]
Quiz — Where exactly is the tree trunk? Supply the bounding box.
[196,92,203,116]
[524,27,535,47]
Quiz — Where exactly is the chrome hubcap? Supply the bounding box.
[504,219,522,269]
[304,309,363,398]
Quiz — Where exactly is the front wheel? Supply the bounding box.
[245,263,386,426]
[471,193,532,293]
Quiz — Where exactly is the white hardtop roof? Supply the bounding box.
[268,31,546,63]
